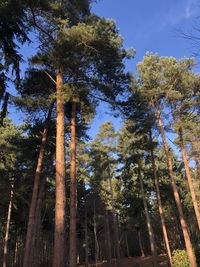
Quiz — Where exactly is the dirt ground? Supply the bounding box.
[79,255,168,267]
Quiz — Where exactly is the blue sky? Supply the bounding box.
[90,0,200,137]
[8,0,200,140]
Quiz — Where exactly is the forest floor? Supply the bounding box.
[79,255,168,267]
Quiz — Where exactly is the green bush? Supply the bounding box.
[172,250,190,267]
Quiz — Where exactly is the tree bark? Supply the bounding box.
[3,184,14,267]
[179,126,200,230]
[156,112,197,267]
[53,67,67,267]
[32,175,46,267]
[23,101,54,267]
[149,131,172,266]
[69,101,77,267]
[138,167,158,267]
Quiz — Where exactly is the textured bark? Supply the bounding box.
[23,102,53,267]
[32,176,46,267]
[138,167,158,267]
[149,132,172,266]
[53,67,66,267]
[179,127,200,231]
[3,184,14,267]
[69,101,77,267]
[156,113,197,267]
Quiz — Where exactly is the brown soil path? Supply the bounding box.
[79,255,168,267]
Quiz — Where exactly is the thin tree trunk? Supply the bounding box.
[3,184,14,267]
[156,112,197,267]
[32,175,46,267]
[108,167,120,264]
[179,126,200,230]
[149,131,172,266]
[53,67,66,267]
[138,167,158,267]
[69,101,77,267]
[13,236,18,267]
[23,101,54,267]
[138,231,145,257]
[85,205,89,267]
[125,232,130,258]
[93,201,99,267]
[105,210,112,264]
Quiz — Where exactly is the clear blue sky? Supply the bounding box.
[8,0,200,139]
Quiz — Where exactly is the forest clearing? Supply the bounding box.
[0,0,199,267]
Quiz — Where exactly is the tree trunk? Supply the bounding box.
[138,231,145,257]
[108,167,120,264]
[84,205,89,267]
[149,131,172,266]
[179,126,200,230]
[3,184,14,267]
[32,175,46,267]
[23,102,54,267]
[93,201,99,267]
[105,210,112,265]
[105,210,112,264]
[69,101,77,267]
[53,67,67,267]
[138,167,158,267]
[125,232,130,258]
[156,112,197,267]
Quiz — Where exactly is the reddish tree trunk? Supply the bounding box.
[138,167,158,267]
[156,112,197,267]
[179,127,200,230]
[23,101,53,267]
[69,101,77,267]
[149,132,172,266]
[53,67,67,267]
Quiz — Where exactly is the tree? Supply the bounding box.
[137,53,197,267]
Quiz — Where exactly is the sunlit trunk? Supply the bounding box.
[3,184,14,267]
[156,112,197,267]
[23,102,53,267]
[53,67,66,267]
[149,131,172,266]
[179,126,200,230]
[32,175,46,267]
[69,101,77,267]
[138,167,158,267]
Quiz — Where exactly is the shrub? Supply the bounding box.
[172,250,190,267]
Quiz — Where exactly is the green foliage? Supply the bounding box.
[172,250,190,267]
